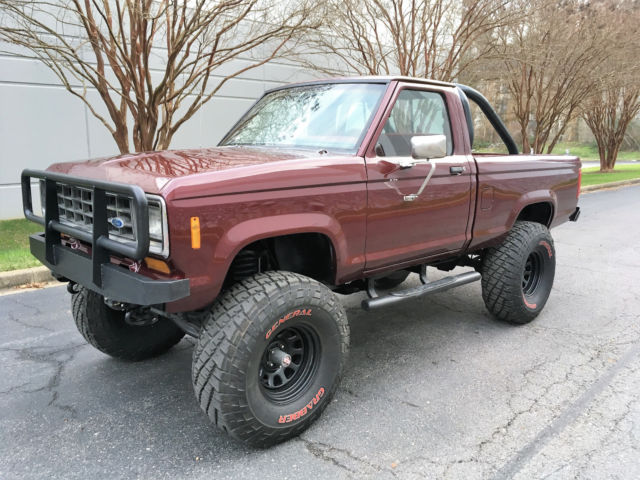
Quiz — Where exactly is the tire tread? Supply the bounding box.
[191,271,349,447]
[71,288,184,361]
[481,221,555,324]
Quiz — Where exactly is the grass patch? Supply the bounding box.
[476,141,640,163]
[581,164,640,187]
[0,219,43,272]
[551,142,640,163]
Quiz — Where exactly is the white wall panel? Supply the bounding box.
[0,84,89,183]
[0,44,318,218]
[0,55,62,85]
[200,96,257,146]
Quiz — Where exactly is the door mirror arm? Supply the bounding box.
[398,158,428,169]
[404,159,437,202]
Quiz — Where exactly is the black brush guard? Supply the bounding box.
[21,169,189,305]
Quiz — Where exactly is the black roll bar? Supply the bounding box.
[455,84,519,155]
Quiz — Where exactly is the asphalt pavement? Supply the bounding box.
[1,185,639,480]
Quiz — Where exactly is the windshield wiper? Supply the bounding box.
[224,142,269,146]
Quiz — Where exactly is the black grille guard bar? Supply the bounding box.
[22,169,150,287]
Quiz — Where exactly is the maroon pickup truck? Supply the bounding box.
[22,76,581,447]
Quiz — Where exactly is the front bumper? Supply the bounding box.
[30,233,189,305]
[22,169,189,306]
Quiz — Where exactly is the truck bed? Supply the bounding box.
[470,153,581,250]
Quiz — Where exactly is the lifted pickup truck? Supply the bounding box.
[22,76,581,447]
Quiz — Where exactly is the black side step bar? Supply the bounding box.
[362,270,481,311]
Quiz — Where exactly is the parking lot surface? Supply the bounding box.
[1,186,639,479]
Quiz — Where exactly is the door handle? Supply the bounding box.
[450,166,464,175]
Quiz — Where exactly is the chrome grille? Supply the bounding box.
[56,184,136,240]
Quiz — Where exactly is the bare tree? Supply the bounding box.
[0,0,317,153]
[584,86,640,171]
[299,0,523,82]
[582,1,640,171]
[494,0,613,154]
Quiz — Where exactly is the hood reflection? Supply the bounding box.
[113,147,305,178]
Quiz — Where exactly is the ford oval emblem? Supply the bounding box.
[109,217,125,229]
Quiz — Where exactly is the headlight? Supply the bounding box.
[148,203,163,240]
[39,179,46,217]
[146,195,169,257]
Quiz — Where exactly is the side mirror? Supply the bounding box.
[411,135,447,160]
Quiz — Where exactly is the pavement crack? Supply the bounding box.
[428,298,474,315]
[400,400,422,409]
[9,295,46,316]
[491,336,640,479]
[0,382,30,396]
[299,437,391,477]
[5,309,53,333]
[0,342,85,418]
[398,339,634,478]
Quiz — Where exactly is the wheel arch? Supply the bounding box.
[516,201,555,227]
[212,213,346,295]
[508,191,557,230]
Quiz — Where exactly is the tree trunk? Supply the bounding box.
[595,137,621,172]
[596,141,607,172]
[606,141,619,171]
[112,124,130,154]
[519,121,531,153]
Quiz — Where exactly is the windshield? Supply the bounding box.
[220,83,386,153]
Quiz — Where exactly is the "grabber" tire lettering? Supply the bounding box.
[278,387,325,424]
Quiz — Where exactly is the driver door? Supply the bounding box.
[364,84,473,270]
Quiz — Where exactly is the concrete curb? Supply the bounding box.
[581,178,640,193]
[0,266,55,290]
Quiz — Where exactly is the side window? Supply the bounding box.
[377,89,452,157]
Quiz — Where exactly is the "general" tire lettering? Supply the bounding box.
[265,308,312,339]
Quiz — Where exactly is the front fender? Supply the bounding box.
[215,212,349,279]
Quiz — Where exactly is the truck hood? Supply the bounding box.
[46,146,316,194]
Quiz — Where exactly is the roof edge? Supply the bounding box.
[264,75,456,95]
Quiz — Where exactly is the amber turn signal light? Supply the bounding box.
[191,216,201,249]
[144,257,171,274]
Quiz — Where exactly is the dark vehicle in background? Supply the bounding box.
[22,76,581,447]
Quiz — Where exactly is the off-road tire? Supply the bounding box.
[374,270,410,290]
[192,271,349,448]
[71,288,185,361]
[481,221,556,324]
